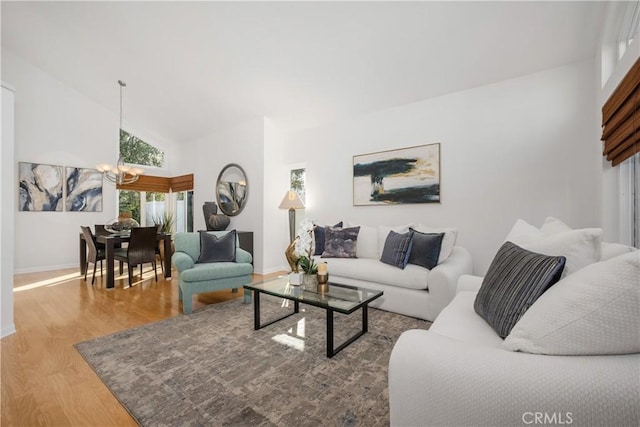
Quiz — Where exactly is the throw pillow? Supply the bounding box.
[380,230,415,269]
[504,218,545,245]
[322,226,360,258]
[474,241,566,339]
[408,229,444,270]
[412,224,458,263]
[313,221,343,255]
[197,230,237,263]
[377,224,413,257]
[504,251,640,355]
[516,228,602,277]
[540,216,572,235]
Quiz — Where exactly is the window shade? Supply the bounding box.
[602,57,640,166]
[116,173,194,193]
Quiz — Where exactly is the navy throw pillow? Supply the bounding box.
[380,230,415,269]
[408,229,444,270]
[197,230,237,263]
[313,221,343,255]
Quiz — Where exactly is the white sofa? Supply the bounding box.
[389,250,640,426]
[313,224,473,321]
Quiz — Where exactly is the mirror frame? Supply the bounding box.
[216,163,248,216]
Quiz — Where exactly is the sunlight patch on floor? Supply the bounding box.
[271,318,306,351]
[13,272,81,292]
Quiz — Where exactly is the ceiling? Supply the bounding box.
[1,1,606,143]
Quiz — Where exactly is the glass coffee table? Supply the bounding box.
[244,276,383,358]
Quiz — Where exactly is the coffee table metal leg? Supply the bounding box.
[250,289,299,330]
[326,304,370,358]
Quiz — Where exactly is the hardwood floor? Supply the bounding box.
[1,265,283,426]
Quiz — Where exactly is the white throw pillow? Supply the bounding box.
[413,224,458,264]
[504,251,640,355]
[377,225,413,258]
[354,225,378,259]
[504,219,545,245]
[516,228,602,277]
[540,216,572,235]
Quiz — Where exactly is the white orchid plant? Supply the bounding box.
[293,218,318,274]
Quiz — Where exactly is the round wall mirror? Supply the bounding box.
[216,163,248,216]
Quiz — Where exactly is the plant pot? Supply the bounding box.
[302,274,318,287]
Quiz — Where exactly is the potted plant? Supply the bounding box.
[154,210,176,261]
[293,219,319,286]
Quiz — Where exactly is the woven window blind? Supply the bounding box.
[116,173,193,193]
[601,57,640,166]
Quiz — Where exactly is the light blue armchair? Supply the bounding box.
[172,231,253,314]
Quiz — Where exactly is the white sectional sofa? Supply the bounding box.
[388,218,640,426]
[313,224,473,321]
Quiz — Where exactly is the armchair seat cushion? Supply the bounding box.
[180,262,253,283]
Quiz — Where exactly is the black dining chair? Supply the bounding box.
[80,226,106,285]
[155,223,164,274]
[94,224,108,250]
[114,226,158,286]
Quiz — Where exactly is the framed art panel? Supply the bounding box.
[65,167,103,212]
[18,162,63,211]
[353,143,440,206]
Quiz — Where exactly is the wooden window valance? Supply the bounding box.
[116,173,193,193]
[602,57,640,166]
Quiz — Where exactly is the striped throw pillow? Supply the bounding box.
[474,241,566,338]
[380,230,415,269]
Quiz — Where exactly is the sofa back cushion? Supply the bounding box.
[474,241,566,339]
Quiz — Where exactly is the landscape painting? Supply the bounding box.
[353,143,440,206]
[65,167,103,212]
[18,162,64,211]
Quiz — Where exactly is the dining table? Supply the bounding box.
[79,231,172,289]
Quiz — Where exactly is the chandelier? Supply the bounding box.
[97,80,144,185]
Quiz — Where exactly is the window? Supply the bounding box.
[119,129,164,168]
[290,168,306,203]
[617,1,640,60]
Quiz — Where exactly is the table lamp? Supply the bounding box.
[279,190,305,243]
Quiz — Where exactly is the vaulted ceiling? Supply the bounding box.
[1,1,605,143]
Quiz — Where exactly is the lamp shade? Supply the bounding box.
[279,190,305,210]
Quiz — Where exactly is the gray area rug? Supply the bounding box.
[75,295,429,426]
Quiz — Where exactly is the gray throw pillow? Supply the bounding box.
[321,226,360,258]
[474,241,566,338]
[313,221,343,255]
[380,230,414,269]
[197,230,237,263]
[408,229,444,270]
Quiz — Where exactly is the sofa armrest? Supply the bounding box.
[235,248,252,264]
[172,251,195,272]
[427,246,473,314]
[389,330,640,427]
[456,274,483,294]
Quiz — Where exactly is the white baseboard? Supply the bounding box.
[1,324,16,339]
[14,263,78,275]
[254,265,289,276]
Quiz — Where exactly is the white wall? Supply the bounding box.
[173,118,267,273]
[1,83,16,337]
[282,60,601,275]
[3,49,176,273]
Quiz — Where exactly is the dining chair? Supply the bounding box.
[94,224,108,250]
[155,223,164,274]
[114,226,158,286]
[80,226,106,285]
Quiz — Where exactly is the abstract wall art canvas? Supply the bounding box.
[353,143,440,206]
[18,162,63,211]
[65,167,103,212]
